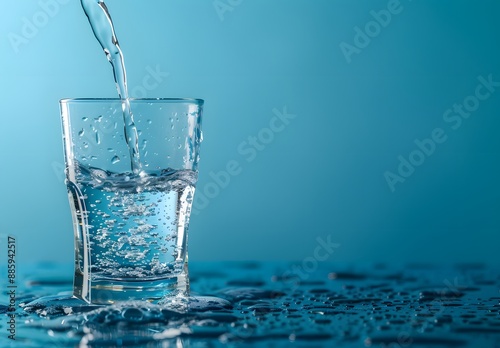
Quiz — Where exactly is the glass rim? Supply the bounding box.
[60,98,204,105]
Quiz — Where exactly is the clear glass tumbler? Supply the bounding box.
[60,98,203,304]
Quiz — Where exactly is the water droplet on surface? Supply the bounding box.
[122,307,143,321]
[111,156,120,164]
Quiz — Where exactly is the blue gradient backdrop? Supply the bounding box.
[0,0,499,265]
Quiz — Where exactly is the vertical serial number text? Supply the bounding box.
[6,236,16,340]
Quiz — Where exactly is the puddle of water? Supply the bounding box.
[1,262,499,347]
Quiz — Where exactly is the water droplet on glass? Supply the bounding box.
[79,129,85,137]
[111,156,121,164]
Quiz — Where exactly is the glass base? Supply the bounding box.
[89,273,189,304]
[73,263,189,304]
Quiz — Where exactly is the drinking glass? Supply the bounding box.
[60,98,203,304]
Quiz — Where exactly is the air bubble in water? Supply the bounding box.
[90,168,108,183]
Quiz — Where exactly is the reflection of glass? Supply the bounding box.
[60,98,203,304]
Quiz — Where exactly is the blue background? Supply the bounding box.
[0,0,499,265]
